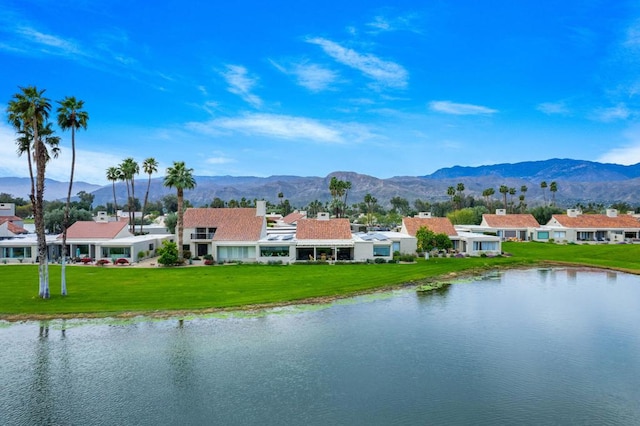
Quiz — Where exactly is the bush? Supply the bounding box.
[374,258,386,264]
[398,254,416,262]
[183,250,191,260]
[96,259,110,266]
[203,254,214,261]
[137,251,146,261]
[204,259,214,265]
[116,258,129,265]
[81,257,92,264]
[157,240,180,266]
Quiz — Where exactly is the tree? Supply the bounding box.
[210,197,225,208]
[164,161,196,259]
[499,185,509,211]
[540,181,548,206]
[455,183,465,209]
[140,157,159,234]
[508,187,516,213]
[519,185,528,213]
[549,181,558,206]
[482,188,495,212]
[390,196,411,216]
[7,86,56,298]
[364,193,378,226]
[157,240,180,266]
[119,157,139,232]
[57,96,88,295]
[415,226,436,253]
[106,166,122,215]
[306,199,324,217]
[329,177,351,218]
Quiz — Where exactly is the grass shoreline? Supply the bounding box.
[2,242,640,322]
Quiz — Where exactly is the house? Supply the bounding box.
[401,212,501,256]
[62,214,171,262]
[182,201,267,261]
[280,210,307,226]
[294,213,357,261]
[541,209,640,243]
[0,203,28,239]
[480,209,540,241]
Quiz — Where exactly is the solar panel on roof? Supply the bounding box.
[282,234,293,240]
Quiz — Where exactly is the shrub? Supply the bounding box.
[374,258,386,264]
[96,259,110,266]
[81,257,92,264]
[398,254,416,262]
[183,250,191,260]
[116,258,130,265]
[157,240,179,266]
[204,259,214,265]
[203,254,214,261]
[137,251,146,261]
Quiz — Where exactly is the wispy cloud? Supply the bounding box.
[206,154,236,165]
[306,37,408,89]
[591,103,631,122]
[365,13,422,34]
[429,101,498,115]
[536,101,570,115]
[221,65,262,108]
[187,113,378,145]
[270,59,338,92]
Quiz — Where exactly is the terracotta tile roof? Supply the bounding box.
[402,217,457,237]
[0,217,27,234]
[482,214,540,228]
[296,218,352,240]
[550,214,640,229]
[183,208,264,241]
[64,221,129,239]
[282,211,306,224]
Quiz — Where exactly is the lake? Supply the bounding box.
[1,268,640,425]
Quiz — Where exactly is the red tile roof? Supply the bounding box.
[64,221,129,239]
[183,208,264,241]
[402,217,457,237]
[0,217,27,234]
[550,214,640,229]
[282,211,306,224]
[296,218,352,240]
[482,214,540,228]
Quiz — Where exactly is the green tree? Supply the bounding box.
[164,161,197,259]
[7,86,58,298]
[210,197,225,208]
[364,193,378,226]
[499,185,509,210]
[540,181,548,206]
[119,157,139,232]
[45,207,93,233]
[141,157,159,234]
[415,226,436,253]
[75,190,94,211]
[157,240,180,266]
[549,181,558,206]
[529,205,564,225]
[57,96,88,295]
[164,212,177,234]
[390,196,411,216]
[106,166,122,215]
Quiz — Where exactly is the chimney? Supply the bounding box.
[317,212,330,221]
[96,211,109,223]
[567,209,580,218]
[606,209,618,218]
[417,212,432,218]
[256,200,266,217]
[495,209,506,216]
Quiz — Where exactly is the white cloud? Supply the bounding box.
[591,104,630,122]
[365,14,421,34]
[271,59,338,92]
[15,26,86,58]
[429,100,498,115]
[537,101,570,115]
[598,126,640,165]
[221,65,262,108]
[206,155,235,165]
[306,37,408,89]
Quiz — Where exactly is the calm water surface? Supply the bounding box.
[1,268,640,425]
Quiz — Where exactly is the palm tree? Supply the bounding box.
[140,157,159,234]
[119,158,139,233]
[57,96,88,296]
[106,166,122,215]
[499,185,509,211]
[364,193,378,226]
[164,161,196,260]
[540,181,548,206]
[482,187,495,211]
[508,187,517,213]
[7,86,54,298]
[550,181,558,206]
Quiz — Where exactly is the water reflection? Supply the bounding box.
[1,268,640,426]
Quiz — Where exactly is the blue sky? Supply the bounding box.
[1,0,640,185]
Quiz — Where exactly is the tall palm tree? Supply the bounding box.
[549,181,558,206]
[499,185,509,211]
[119,158,139,233]
[57,96,88,296]
[7,86,54,298]
[540,181,548,206]
[164,161,196,259]
[140,158,159,234]
[106,166,121,215]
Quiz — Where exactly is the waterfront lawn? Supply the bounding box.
[2,241,640,319]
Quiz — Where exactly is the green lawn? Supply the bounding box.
[1,241,639,319]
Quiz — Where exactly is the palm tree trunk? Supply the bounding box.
[34,131,49,298]
[177,188,184,259]
[61,127,75,296]
[141,177,150,235]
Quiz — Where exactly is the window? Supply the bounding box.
[473,241,498,251]
[537,231,549,240]
[553,231,566,239]
[373,245,391,257]
[218,246,256,260]
[2,247,31,258]
[101,247,131,258]
[260,246,290,257]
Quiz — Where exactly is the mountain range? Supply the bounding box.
[1,159,639,208]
